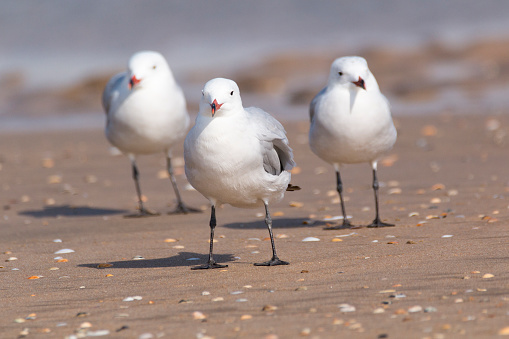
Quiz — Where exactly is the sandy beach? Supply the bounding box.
[2,3,509,336]
[2,112,509,338]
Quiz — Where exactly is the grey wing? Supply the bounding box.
[246,107,296,175]
[309,87,326,123]
[102,72,127,113]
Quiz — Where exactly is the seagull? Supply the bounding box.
[102,50,199,217]
[309,56,397,228]
[184,78,298,269]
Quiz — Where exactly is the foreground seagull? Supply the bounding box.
[102,51,198,216]
[185,78,298,269]
[309,56,397,228]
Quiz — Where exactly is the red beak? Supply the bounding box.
[129,75,141,90]
[353,76,366,90]
[210,99,223,117]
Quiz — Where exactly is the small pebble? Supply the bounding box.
[212,297,224,302]
[240,314,252,320]
[192,311,206,320]
[54,249,75,254]
[132,255,145,260]
[86,330,110,337]
[482,273,494,279]
[123,296,142,302]
[262,305,278,312]
[424,306,437,313]
[499,327,509,335]
[236,298,248,302]
[338,303,356,312]
[302,237,320,242]
[201,291,210,296]
[408,305,423,313]
[441,235,453,238]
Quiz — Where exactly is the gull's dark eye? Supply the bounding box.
[230,91,234,96]
[338,72,343,76]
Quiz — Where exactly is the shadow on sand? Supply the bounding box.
[78,252,235,269]
[223,217,328,230]
[19,204,128,218]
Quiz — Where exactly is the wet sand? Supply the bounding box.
[1,112,509,338]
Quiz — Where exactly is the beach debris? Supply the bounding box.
[408,305,423,313]
[482,273,494,279]
[97,263,113,268]
[302,237,320,242]
[212,297,224,302]
[47,175,62,184]
[193,311,207,320]
[164,238,177,243]
[54,249,75,254]
[499,327,509,335]
[338,303,356,312]
[84,175,98,183]
[332,238,343,242]
[421,125,438,136]
[6,256,17,261]
[236,298,248,302]
[441,235,453,238]
[28,276,42,279]
[132,255,145,260]
[373,308,385,314]
[201,291,210,296]
[240,314,252,320]
[289,201,303,208]
[300,328,311,336]
[41,158,55,168]
[388,188,402,195]
[123,296,142,302]
[230,291,244,295]
[53,239,62,243]
[262,305,278,312]
[424,306,437,313]
[335,232,357,237]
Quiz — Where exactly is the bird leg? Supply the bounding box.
[125,159,159,218]
[254,202,289,266]
[192,205,228,269]
[325,170,352,229]
[367,168,394,227]
[166,156,201,214]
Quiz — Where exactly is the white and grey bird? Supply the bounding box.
[309,56,397,228]
[184,78,298,269]
[102,50,198,217]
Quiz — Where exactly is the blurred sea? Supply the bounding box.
[1,1,509,131]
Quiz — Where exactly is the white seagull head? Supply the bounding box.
[127,50,171,90]
[328,56,371,91]
[200,78,243,117]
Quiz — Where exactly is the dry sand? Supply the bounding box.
[1,112,509,338]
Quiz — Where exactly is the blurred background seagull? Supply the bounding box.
[102,50,199,217]
[309,56,397,228]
